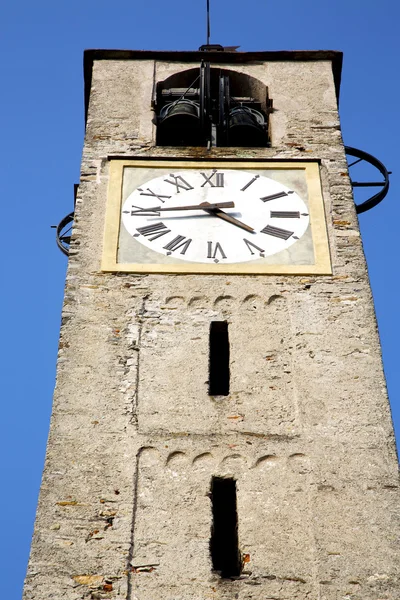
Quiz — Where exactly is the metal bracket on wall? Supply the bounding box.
[54,212,74,256]
[345,146,391,213]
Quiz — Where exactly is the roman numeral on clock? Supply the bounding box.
[201,169,224,188]
[241,175,259,191]
[207,241,227,262]
[163,235,192,255]
[137,188,171,203]
[270,211,300,218]
[136,222,171,241]
[243,238,265,256]
[260,224,294,240]
[164,174,194,193]
[260,190,294,202]
[126,205,161,217]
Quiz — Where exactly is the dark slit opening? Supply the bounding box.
[210,476,241,577]
[209,321,230,396]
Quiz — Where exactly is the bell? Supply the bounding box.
[158,99,203,146]
[228,106,267,147]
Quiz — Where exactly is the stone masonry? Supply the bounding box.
[23,50,400,600]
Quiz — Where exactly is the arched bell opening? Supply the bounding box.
[154,66,271,148]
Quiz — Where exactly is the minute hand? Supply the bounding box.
[158,201,235,211]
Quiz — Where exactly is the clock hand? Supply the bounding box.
[134,201,235,212]
[201,204,255,233]
[161,201,254,232]
[161,201,235,211]
[130,201,253,232]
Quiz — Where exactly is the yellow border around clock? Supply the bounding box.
[101,159,332,275]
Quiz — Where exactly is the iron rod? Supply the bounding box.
[352,182,385,187]
[348,157,363,168]
[207,0,210,45]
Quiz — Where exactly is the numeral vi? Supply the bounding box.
[207,242,227,262]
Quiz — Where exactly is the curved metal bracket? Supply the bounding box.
[56,212,74,256]
[345,146,390,214]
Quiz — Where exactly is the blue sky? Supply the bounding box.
[1,1,399,597]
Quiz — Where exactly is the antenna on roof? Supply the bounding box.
[200,0,224,52]
[206,0,211,45]
[199,1,238,52]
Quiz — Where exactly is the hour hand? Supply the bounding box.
[160,201,255,232]
[201,202,255,233]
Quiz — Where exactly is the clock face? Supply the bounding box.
[121,169,310,264]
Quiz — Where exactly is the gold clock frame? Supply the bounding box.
[101,159,332,275]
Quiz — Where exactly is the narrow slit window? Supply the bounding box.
[210,477,241,578]
[209,321,230,395]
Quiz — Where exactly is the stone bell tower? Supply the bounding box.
[23,49,399,600]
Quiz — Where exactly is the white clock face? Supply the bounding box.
[121,169,310,264]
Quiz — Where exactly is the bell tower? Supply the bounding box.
[23,48,399,600]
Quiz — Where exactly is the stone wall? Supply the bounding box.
[23,54,399,600]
